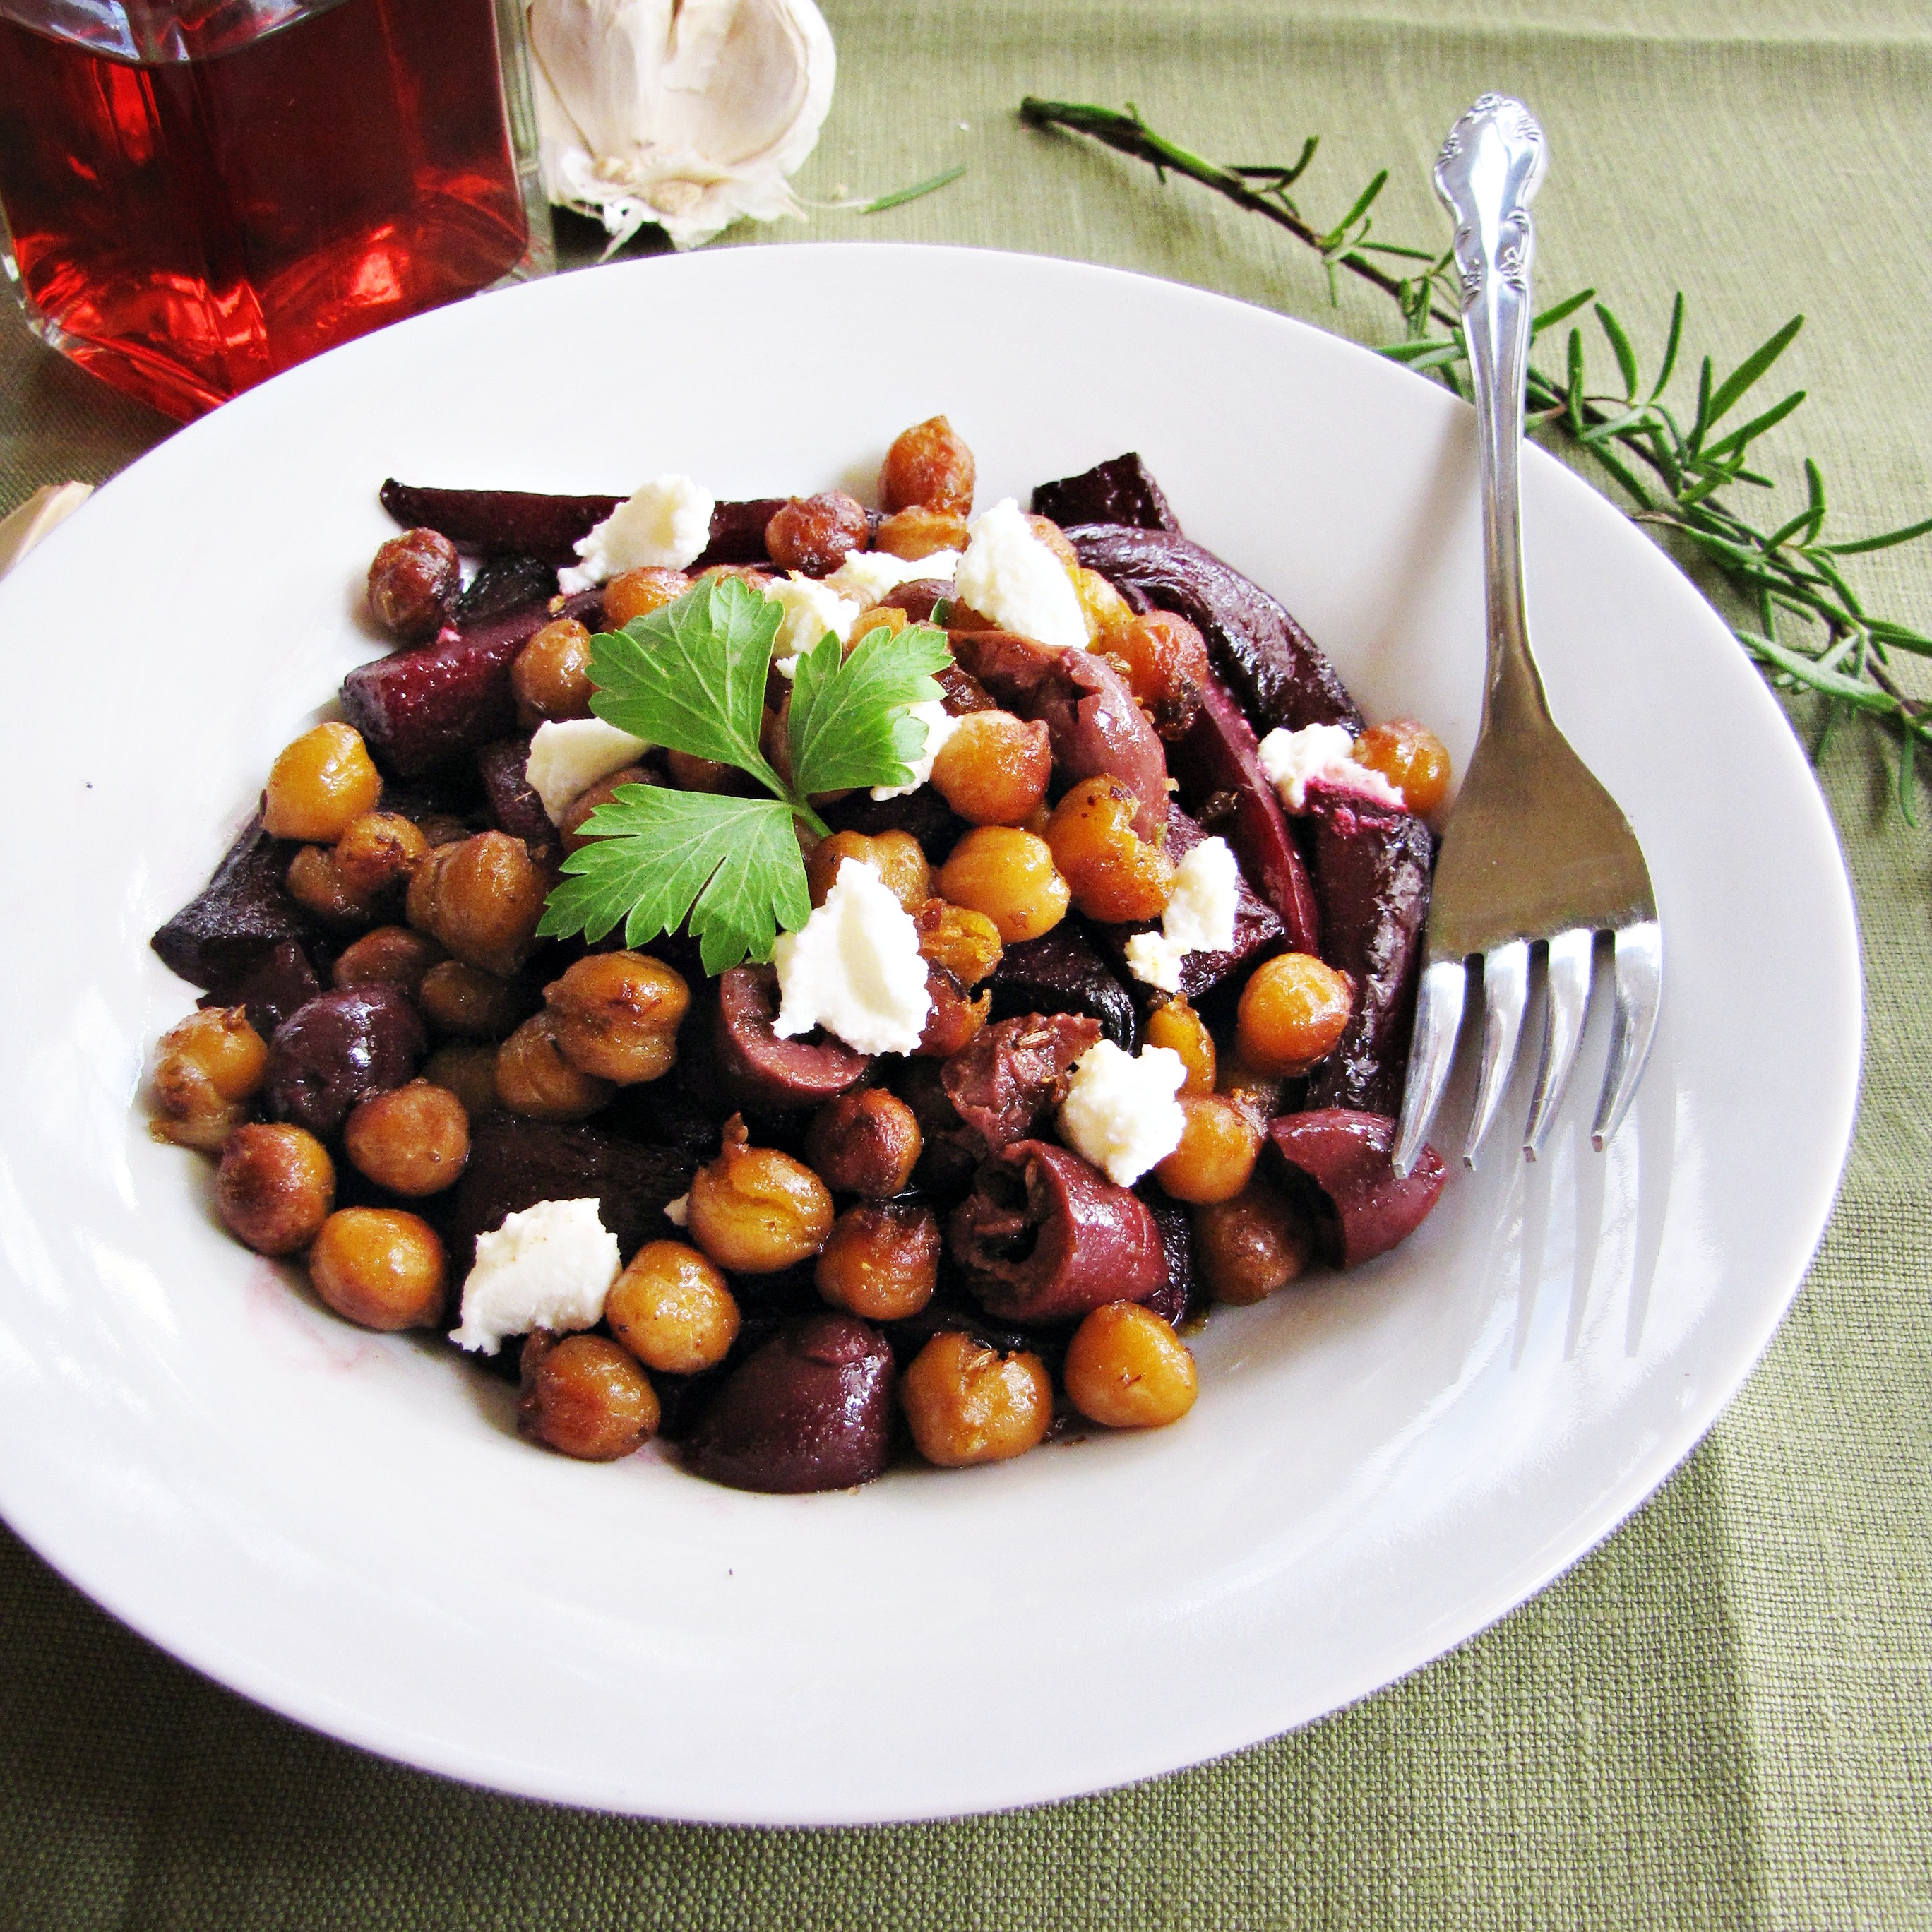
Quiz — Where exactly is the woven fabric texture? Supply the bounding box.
[3,1,1930,1925]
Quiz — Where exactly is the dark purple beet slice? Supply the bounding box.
[476,737,562,867]
[1136,1184,1194,1325]
[1267,1109,1446,1268]
[150,808,324,994]
[452,554,558,624]
[1092,802,1284,1003]
[689,497,789,570]
[1302,783,1433,1116]
[1068,525,1361,737]
[264,984,426,1135]
[435,1116,695,1272]
[340,589,601,778]
[989,924,1137,1051]
[714,965,870,1113]
[220,939,322,1039]
[1170,672,1320,957]
[1031,452,1179,533]
[819,782,963,859]
[684,1314,895,1493]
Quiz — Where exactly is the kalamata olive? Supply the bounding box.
[713,965,869,1112]
[264,984,427,1134]
[1266,1109,1447,1268]
[684,1313,895,1493]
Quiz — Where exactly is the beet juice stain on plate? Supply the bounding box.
[0,0,553,420]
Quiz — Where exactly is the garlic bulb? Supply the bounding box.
[528,0,836,251]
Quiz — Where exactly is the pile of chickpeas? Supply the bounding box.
[150,414,1453,1481]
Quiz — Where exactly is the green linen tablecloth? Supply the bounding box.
[3,1,1929,1924]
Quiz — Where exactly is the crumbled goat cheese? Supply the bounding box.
[1256,722,1406,813]
[1123,836,1242,994]
[450,1199,621,1356]
[558,474,715,591]
[824,548,958,606]
[871,699,960,801]
[1057,1041,1188,1187]
[526,717,650,823]
[766,573,861,679]
[663,1193,690,1228]
[953,499,1088,652]
[772,858,932,1054]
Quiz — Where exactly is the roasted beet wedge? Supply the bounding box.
[1169,674,1320,956]
[941,1012,1102,1159]
[1031,452,1180,534]
[451,555,558,624]
[949,630,1169,842]
[220,938,322,1039]
[151,809,326,995]
[1137,1185,1195,1325]
[989,925,1137,1050]
[340,589,601,778]
[1303,782,1433,1116]
[714,965,870,1113]
[1068,525,1362,737]
[477,737,562,867]
[948,1140,1167,1325]
[436,1116,694,1272]
[691,496,789,571]
[1094,803,1284,1003]
[1267,1109,1446,1268]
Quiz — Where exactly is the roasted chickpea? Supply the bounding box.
[422,1042,500,1120]
[152,1005,268,1150]
[1353,719,1453,816]
[366,527,458,640]
[511,616,595,725]
[847,605,908,648]
[879,415,974,516]
[936,827,1069,943]
[1044,775,1174,924]
[415,811,472,848]
[900,1330,1051,1467]
[417,959,525,1039]
[605,1241,739,1375]
[343,1080,471,1195]
[334,811,429,898]
[806,829,931,912]
[912,898,1003,986]
[664,749,744,794]
[875,505,970,559]
[929,709,1053,826]
[805,1089,922,1197]
[1063,1304,1198,1429]
[765,490,869,576]
[1193,1180,1313,1305]
[1154,1095,1263,1204]
[215,1123,335,1256]
[1025,513,1081,578]
[285,846,380,927]
[1108,612,1210,739]
[333,924,444,995]
[494,1013,614,1122]
[913,963,989,1057]
[686,1115,834,1273]
[1144,997,1215,1095]
[1235,953,1354,1078]
[559,764,652,853]
[309,1208,446,1330]
[518,1330,659,1462]
[544,951,689,1084]
[406,831,546,977]
[815,1202,940,1320]
[601,567,691,631]
[262,723,382,843]
[1073,566,1135,652]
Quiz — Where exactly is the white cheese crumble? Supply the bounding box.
[663,1193,690,1228]
[772,857,932,1054]
[953,499,1088,652]
[871,699,960,801]
[1256,722,1405,813]
[765,572,862,679]
[1123,836,1242,994]
[1057,1041,1188,1187]
[526,717,650,823]
[558,474,715,592]
[450,1198,621,1356]
[824,548,959,606]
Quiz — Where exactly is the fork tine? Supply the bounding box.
[1522,928,1594,1161]
[1590,920,1662,1152]
[1393,958,1467,1178]
[1462,939,1529,1169]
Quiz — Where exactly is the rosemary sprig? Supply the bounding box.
[1018,96,1932,823]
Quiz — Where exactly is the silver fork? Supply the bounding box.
[1391,95,1662,1179]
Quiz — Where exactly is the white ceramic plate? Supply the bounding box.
[0,244,1859,1824]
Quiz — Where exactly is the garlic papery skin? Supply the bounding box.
[529,0,837,251]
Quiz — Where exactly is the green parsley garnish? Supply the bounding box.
[537,576,951,972]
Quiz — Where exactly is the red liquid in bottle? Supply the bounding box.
[0,0,535,418]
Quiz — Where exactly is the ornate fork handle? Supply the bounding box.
[1433,95,1551,740]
